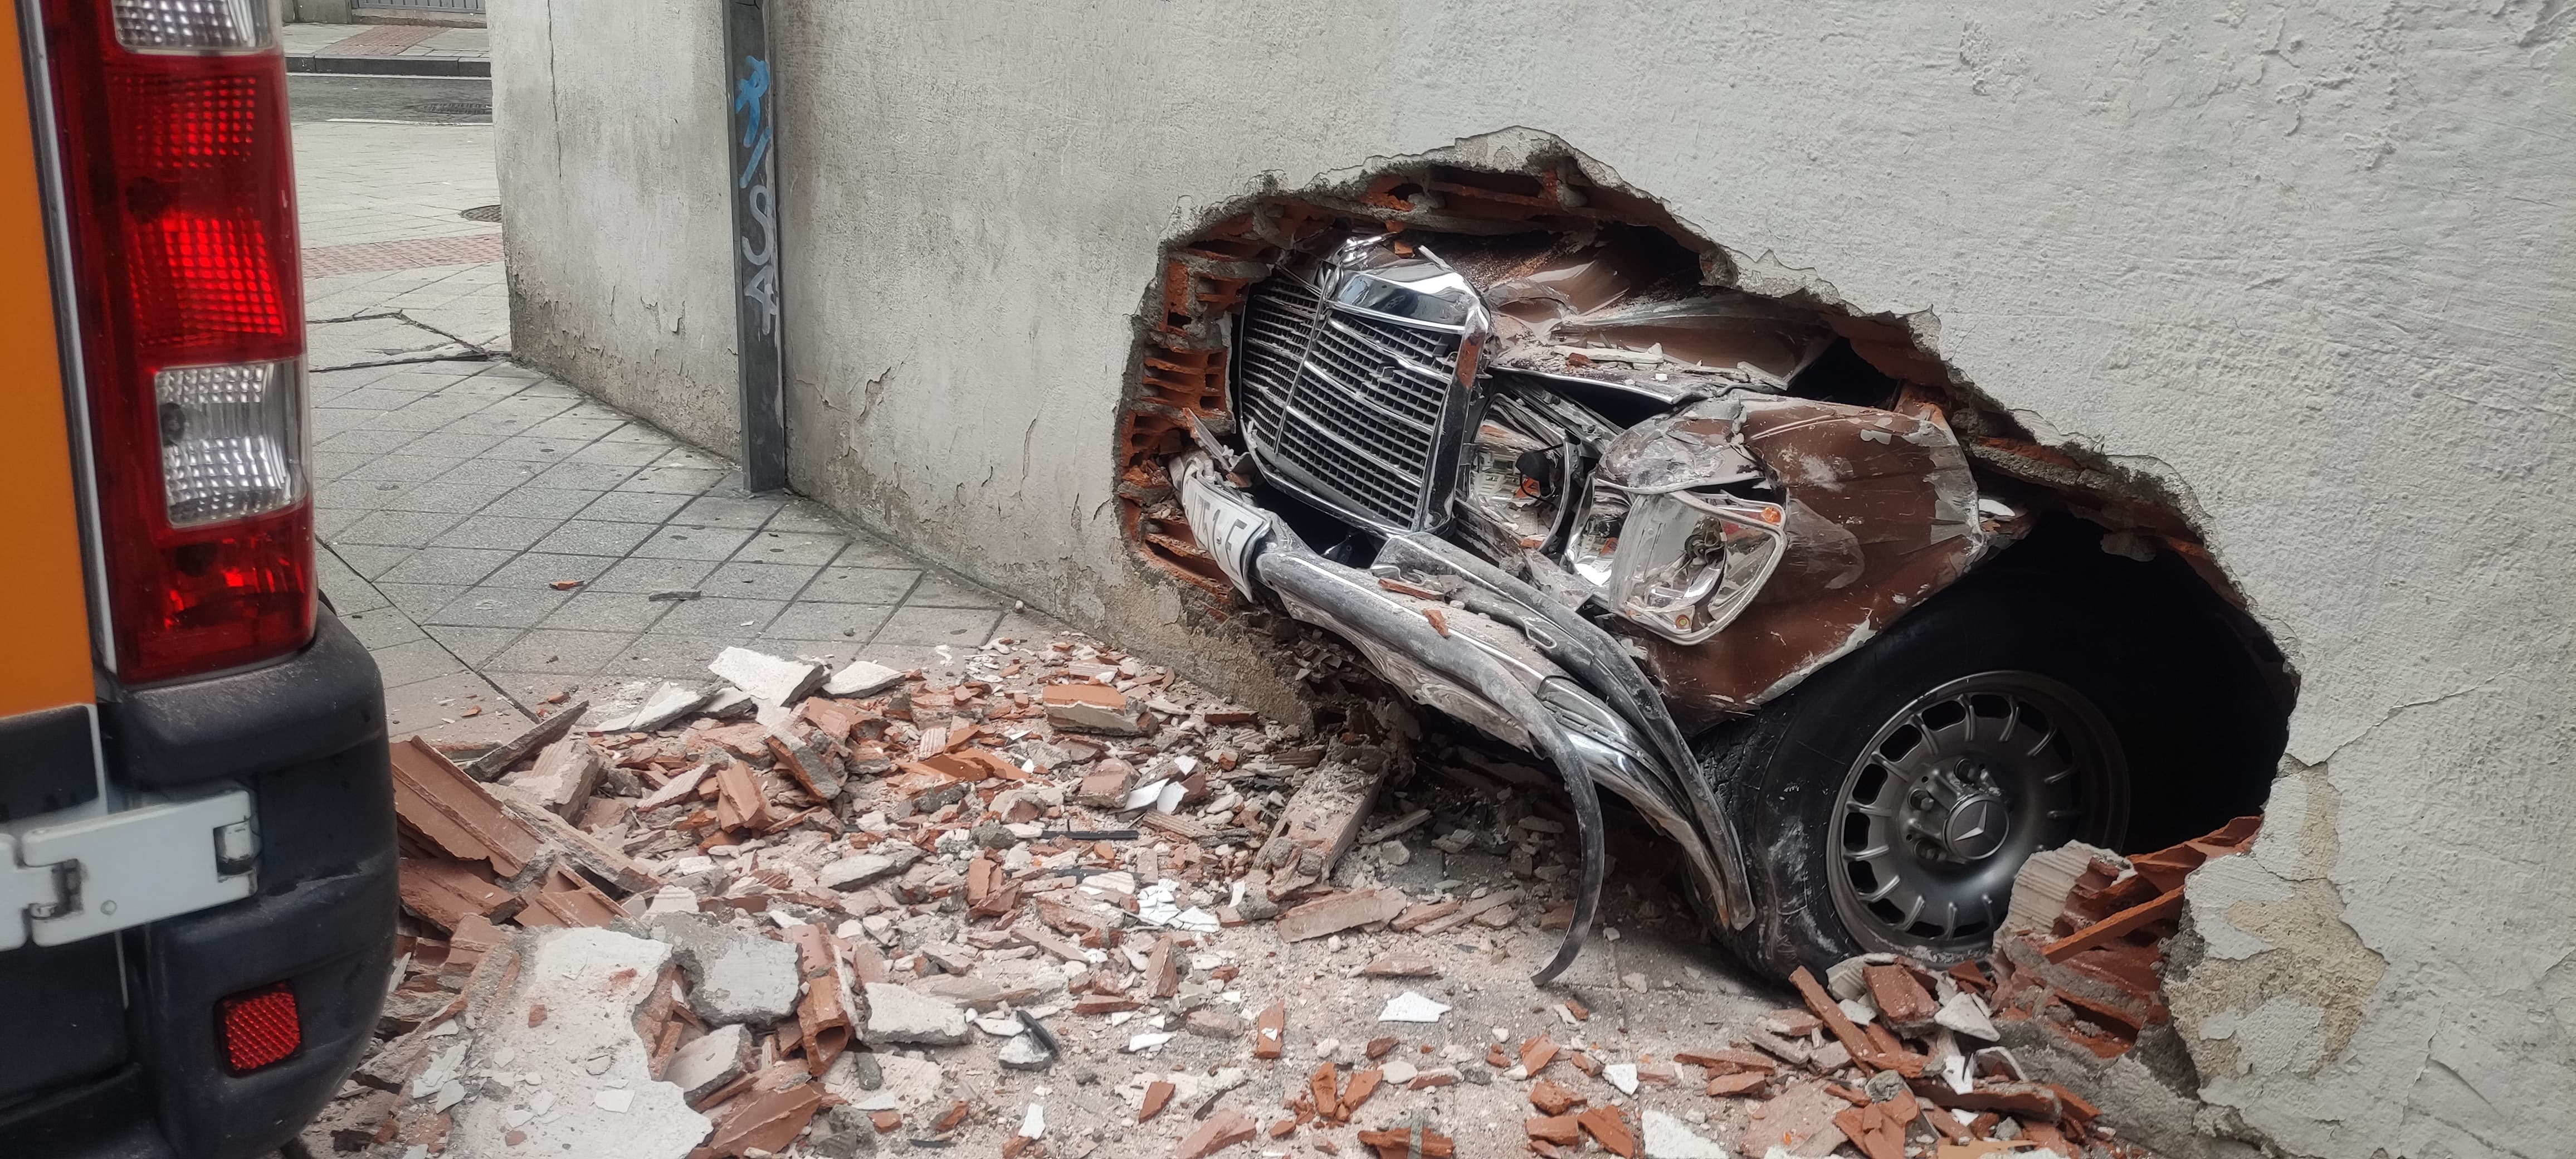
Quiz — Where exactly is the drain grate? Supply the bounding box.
[458,204,501,222]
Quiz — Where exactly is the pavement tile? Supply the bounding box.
[428,514,564,552]
[620,465,725,494]
[379,479,519,514]
[328,543,415,580]
[699,560,820,601]
[369,637,469,686]
[481,435,592,462]
[482,552,618,589]
[579,490,695,524]
[596,422,676,445]
[760,500,845,534]
[333,508,466,548]
[377,546,515,587]
[673,493,783,529]
[754,639,869,667]
[481,486,607,520]
[796,566,919,605]
[340,454,467,485]
[648,596,786,636]
[874,605,1006,647]
[587,556,720,593]
[537,589,671,634]
[374,582,469,619]
[630,524,754,561]
[563,440,668,467]
[318,427,428,455]
[525,415,628,441]
[829,534,932,571]
[902,573,1009,610]
[530,519,661,557]
[601,633,744,678]
[530,460,645,492]
[484,629,637,675]
[422,624,525,668]
[338,606,425,651]
[759,602,893,643]
[422,585,574,629]
[731,530,848,566]
[382,671,529,741]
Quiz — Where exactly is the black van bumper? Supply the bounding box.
[0,610,396,1159]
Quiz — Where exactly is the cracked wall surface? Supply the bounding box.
[490,0,741,456]
[491,4,2576,1155]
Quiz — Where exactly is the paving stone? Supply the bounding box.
[701,560,822,601]
[873,606,1003,647]
[631,524,755,561]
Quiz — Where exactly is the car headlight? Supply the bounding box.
[1566,484,1785,644]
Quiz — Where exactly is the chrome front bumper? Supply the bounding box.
[1174,452,1753,983]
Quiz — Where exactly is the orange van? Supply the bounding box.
[1,2,392,1156]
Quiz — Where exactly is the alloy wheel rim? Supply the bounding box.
[1826,670,2127,956]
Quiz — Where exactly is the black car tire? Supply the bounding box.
[1700,572,2168,977]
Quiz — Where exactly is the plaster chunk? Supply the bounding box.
[862,982,970,1045]
[446,928,708,1159]
[645,914,800,1025]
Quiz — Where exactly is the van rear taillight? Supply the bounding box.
[40,0,310,684]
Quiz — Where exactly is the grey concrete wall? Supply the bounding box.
[490,0,738,456]
[491,3,2576,1155]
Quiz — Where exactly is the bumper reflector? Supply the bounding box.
[216,981,299,1073]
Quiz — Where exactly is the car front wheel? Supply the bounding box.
[1702,575,2143,976]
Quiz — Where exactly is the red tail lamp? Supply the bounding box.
[216,981,300,1074]
[39,0,314,684]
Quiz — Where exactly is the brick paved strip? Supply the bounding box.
[319,25,441,57]
[305,233,503,278]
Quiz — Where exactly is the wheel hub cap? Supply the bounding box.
[1902,762,2013,862]
[1824,671,2128,956]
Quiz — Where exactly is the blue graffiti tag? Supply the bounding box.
[734,55,772,188]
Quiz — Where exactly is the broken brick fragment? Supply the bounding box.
[1355,1127,1455,1159]
[1140,1079,1175,1122]
[1525,1115,1581,1146]
[1252,1002,1285,1060]
[1171,1109,1257,1159]
[1307,1061,1341,1121]
[1338,1068,1382,1117]
[1528,1078,1584,1116]
[1575,1107,1637,1158]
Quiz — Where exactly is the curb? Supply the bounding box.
[285,55,490,79]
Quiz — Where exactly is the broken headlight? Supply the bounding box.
[1565,484,1784,644]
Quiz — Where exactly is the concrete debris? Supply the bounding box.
[445,928,709,1159]
[708,646,828,706]
[1378,991,1450,1023]
[647,914,801,1026]
[598,681,713,733]
[861,982,970,1045]
[822,658,906,697]
[345,631,2162,1159]
[1642,1108,1732,1158]
[663,1023,749,1101]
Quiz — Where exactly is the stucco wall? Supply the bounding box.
[490,0,739,455]
[491,3,2576,1155]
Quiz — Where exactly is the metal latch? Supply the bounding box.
[0,786,256,952]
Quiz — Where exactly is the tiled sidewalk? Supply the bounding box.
[313,359,1041,736]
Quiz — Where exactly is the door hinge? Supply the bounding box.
[1,785,256,952]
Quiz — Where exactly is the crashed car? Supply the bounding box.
[1158,225,2280,982]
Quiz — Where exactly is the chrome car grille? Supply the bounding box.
[1231,274,1468,530]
